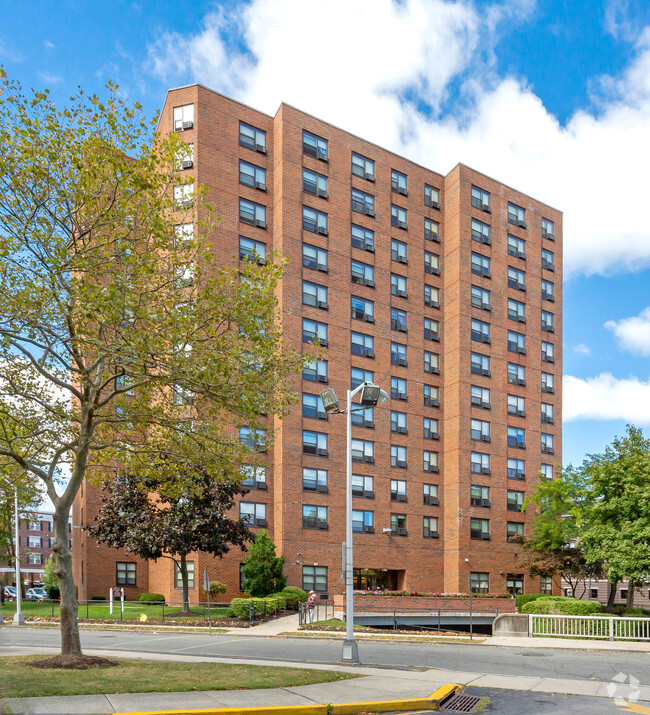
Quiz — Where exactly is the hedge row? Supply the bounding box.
[521,597,603,616]
[136,593,165,603]
[228,596,286,618]
[516,593,566,611]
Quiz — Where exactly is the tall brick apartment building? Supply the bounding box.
[73,84,562,603]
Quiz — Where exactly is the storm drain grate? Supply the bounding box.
[440,693,483,712]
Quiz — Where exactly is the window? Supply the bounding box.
[508,458,526,480]
[391,479,407,501]
[508,299,526,323]
[352,510,375,533]
[541,372,554,394]
[508,362,525,386]
[240,427,266,452]
[391,204,407,229]
[174,184,193,209]
[239,121,266,153]
[507,394,526,418]
[541,433,554,454]
[424,384,439,407]
[542,248,555,271]
[507,523,524,542]
[424,251,440,275]
[351,439,374,463]
[303,281,328,309]
[471,285,491,311]
[241,465,267,490]
[508,427,526,449]
[391,376,407,400]
[541,403,554,424]
[303,430,328,457]
[174,223,194,247]
[471,385,490,409]
[423,483,439,505]
[174,104,194,131]
[471,451,491,475]
[28,536,42,548]
[507,490,525,513]
[303,243,328,272]
[542,310,554,333]
[508,235,526,259]
[173,262,194,288]
[28,553,42,565]
[390,308,407,334]
[391,342,407,367]
[351,366,374,389]
[391,170,407,195]
[424,351,440,375]
[391,513,407,536]
[351,332,374,358]
[391,273,407,298]
[508,331,526,355]
[471,318,490,344]
[351,260,375,287]
[424,218,439,242]
[471,518,490,540]
[391,445,407,468]
[302,318,327,346]
[303,168,328,198]
[302,206,328,235]
[471,419,490,442]
[423,516,439,538]
[28,520,41,531]
[303,130,328,161]
[240,198,266,228]
[508,202,526,228]
[351,152,375,180]
[391,239,407,264]
[423,450,439,473]
[239,160,266,190]
[239,236,266,264]
[471,352,490,377]
[471,252,491,278]
[471,185,491,212]
[116,562,136,586]
[471,219,490,245]
[175,561,195,589]
[424,284,440,308]
[303,505,328,529]
[540,280,555,304]
[541,463,554,480]
[542,218,555,240]
[303,565,328,592]
[470,572,489,594]
[352,188,375,216]
[351,224,374,252]
[423,318,439,342]
[302,393,327,420]
[540,576,553,595]
[542,341,554,363]
[508,267,526,291]
[172,382,193,405]
[424,184,440,208]
[471,484,490,508]
[507,574,524,595]
[239,501,266,526]
[303,358,328,383]
[391,410,407,434]
[424,417,439,440]
[352,474,374,498]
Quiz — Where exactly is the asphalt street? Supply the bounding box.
[3,627,649,687]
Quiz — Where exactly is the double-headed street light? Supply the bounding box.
[320,381,388,663]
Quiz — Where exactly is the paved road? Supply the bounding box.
[3,627,650,686]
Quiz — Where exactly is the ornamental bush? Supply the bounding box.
[521,598,603,616]
[516,593,547,611]
[90,595,106,601]
[136,592,165,603]
[281,586,308,608]
[228,596,286,619]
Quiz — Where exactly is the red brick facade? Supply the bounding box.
[73,85,562,603]
[332,593,516,615]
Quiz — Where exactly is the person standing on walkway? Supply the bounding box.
[307,590,317,623]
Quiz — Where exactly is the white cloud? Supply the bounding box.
[605,306,650,355]
[147,1,650,277]
[604,0,639,42]
[38,72,62,85]
[43,40,54,50]
[573,344,592,356]
[564,373,650,424]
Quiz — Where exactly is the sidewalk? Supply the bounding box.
[484,635,650,652]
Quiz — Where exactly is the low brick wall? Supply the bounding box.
[333,593,516,616]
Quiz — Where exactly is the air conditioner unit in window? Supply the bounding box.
[255,518,267,527]
[481,467,491,475]
[317,300,327,309]
[482,499,490,508]
[316,484,328,493]
[317,374,328,383]
[182,120,194,130]
[428,531,439,538]
[396,494,407,502]
[481,435,491,443]
[365,171,374,180]
[255,219,267,229]
[363,525,374,533]
[256,181,266,190]
[481,533,490,540]
[182,160,194,169]
[366,208,375,217]
[398,527,407,536]
[255,481,267,490]
[516,410,526,418]
[317,521,328,530]
[255,143,266,153]
[398,220,407,229]
[363,489,375,499]
[482,202,490,212]
[317,226,328,235]
[316,448,328,457]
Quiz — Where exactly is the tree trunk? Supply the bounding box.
[607,578,619,609]
[627,584,635,609]
[53,504,82,656]
[180,554,190,614]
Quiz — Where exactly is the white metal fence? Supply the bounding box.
[529,614,650,641]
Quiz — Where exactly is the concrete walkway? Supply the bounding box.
[484,635,650,652]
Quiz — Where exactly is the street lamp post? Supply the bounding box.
[13,486,24,624]
[321,381,388,664]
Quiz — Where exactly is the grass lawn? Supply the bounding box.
[0,656,359,699]
[0,601,230,622]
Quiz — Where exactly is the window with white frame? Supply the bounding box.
[471,352,490,377]
[174,104,194,131]
[541,372,554,393]
[508,362,525,386]
[471,419,490,442]
[541,463,554,480]
[471,285,491,310]
[390,479,407,501]
[508,202,526,228]
[542,218,555,240]
[351,260,375,287]
[391,238,407,264]
[352,509,374,533]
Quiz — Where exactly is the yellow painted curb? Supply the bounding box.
[114,683,461,715]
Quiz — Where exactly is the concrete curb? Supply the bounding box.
[112,684,461,715]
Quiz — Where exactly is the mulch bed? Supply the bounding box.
[29,655,118,670]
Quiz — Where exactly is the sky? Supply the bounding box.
[2,0,650,469]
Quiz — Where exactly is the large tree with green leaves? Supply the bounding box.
[0,75,303,659]
[241,529,286,597]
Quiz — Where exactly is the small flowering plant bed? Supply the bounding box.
[350,590,512,599]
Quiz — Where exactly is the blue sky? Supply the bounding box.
[2,0,650,467]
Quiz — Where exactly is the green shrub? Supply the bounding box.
[46,585,60,600]
[516,593,547,611]
[90,595,106,601]
[205,581,227,597]
[228,596,286,618]
[136,592,165,603]
[522,598,603,616]
[282,586,308,606]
